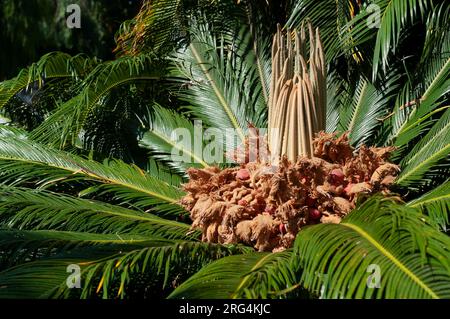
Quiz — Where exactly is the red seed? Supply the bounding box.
[238,199,248,206]
[309,208,322,220]
[236,169,250,180]
[279,223,286,234]
[330,169,345,185]
[305,197,316,207]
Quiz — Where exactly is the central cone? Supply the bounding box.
[269,23,326,161]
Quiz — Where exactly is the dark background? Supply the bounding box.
[0,0,143,80]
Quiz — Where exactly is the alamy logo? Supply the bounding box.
[66,264,81,289]
[366,4,381,29]
[366,264,381,288]
[66,4,81,29]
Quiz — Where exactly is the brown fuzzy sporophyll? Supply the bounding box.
[180,24,400,252]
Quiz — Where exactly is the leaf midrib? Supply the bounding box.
[408,193,450,207]
[189,43,245,142]
[394,58,450,140]
[422,57,450,100]
[397,144,450,184]
[10,197,189,228]
[347,80,368,138]
[146,130,208,167]
[231,253,271,298]
[0,154,181,205]
[401,115,450,166]
[342,222,439,298]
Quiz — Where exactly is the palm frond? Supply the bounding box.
[407,180,450,231]
[0,185,194,240]
[419,2,450,68]
[386,25,450,148]
[338,73,400,147]
[168,251,298,299]
[115,0,244,55]
[292,196,450,299]
[345,0,431,79]
[0,125,28,139]
[145,158,185,186]
[242,2,272,106]
[287,0,355,61]
[325,70,351,133]
[171,20,267,144]
[139,104,209,175]
[371,0,430,78]
[0,229,155,269]
[235,24,271,125]
[0,52,97,110]
[396,107,450,187]
[0,237,250,299]
[0,131,185,216]
[115,0,185,55]
[31,54,166,147]
[0,232,183,298]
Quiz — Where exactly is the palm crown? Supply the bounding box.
[0,0,449,299]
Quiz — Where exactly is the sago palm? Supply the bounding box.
[0,0,449,299]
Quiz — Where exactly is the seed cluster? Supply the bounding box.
[181,132,400,252]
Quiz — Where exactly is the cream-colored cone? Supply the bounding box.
[268,23,326,162]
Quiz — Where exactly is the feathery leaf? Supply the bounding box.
[293,196,450,299]
[168,251,298,299]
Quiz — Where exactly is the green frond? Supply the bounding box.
[0,232,184,298]
[0,238,250,299]
[171,20,267,144]
[0,131,185,216]
[345,0,431,79]
[145,158,185,186]
[139,104,209,175]
[287,0,354,61]
[77,241,251,299]
[30,54,166,147]
[0,52,98,110]
[0,185,194,240]
[293,196,450,299]
[116,0,185,55]
[115,0,244,55]
[1,0,449,302]
[396,107,450,187]
[388,37,450,148]
[379,82,415,147]
[168,251,299,299]
[420,1,450,65]
[0,125,28,139]
[242,5,272,107]
[325,70,352,133]
[338,74,400,147]
[340,79,380,146]
[371,0,431,78]
[232,24,270,127]
[407,180,450,231]
[0,229,156,269]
